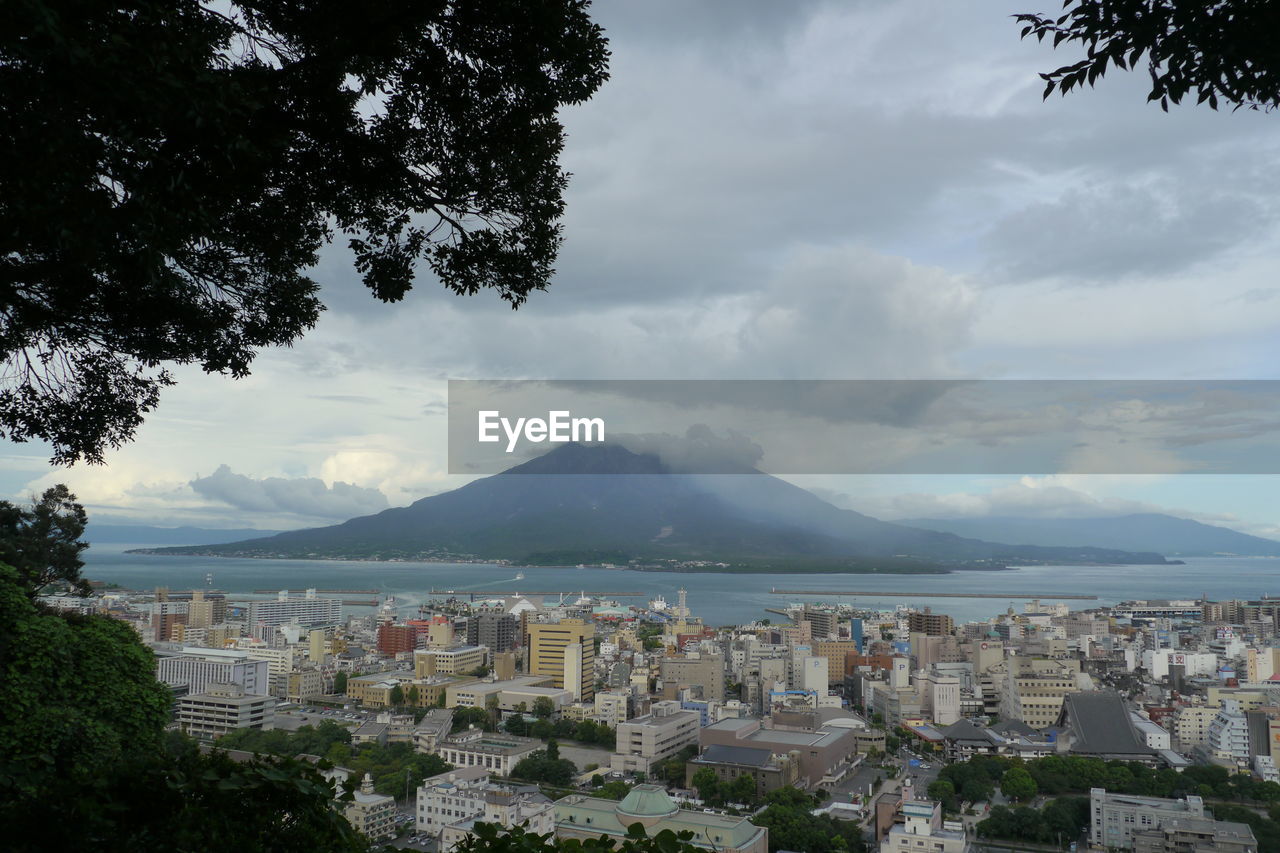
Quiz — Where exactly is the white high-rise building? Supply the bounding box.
[246,589,343,627]
[156,647,269,695]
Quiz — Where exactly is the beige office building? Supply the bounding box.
[526,619,595,701]
[611,700,700,774]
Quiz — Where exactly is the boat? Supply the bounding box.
[515,571,525,581]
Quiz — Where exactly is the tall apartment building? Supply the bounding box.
[906,609,954,637]
[156,647,270,695]
[467,613,518,653]
[246,589,342,628]
[177,681,275,739]
[800,606,838,640]
[150,596,188,642]
[610,700,700,775]
[186,589,226,628]
[660,653,725,703]
[526,618,595,701]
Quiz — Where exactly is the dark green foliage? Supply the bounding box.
[0,563,367,851]
[1015,1,1280,111]
[597,780,634,800]
[655,745,697,789]
[534,696,556,718]
[0,562,170,804]
[977,797,1090,847]
[1000,766,1038,802]
[333,671,348,694]
[690,762,761,808]
[1211,803,1280,850]
[750,787,866,853]
[454,705,497,732]
[943,753,1280,806]
[927,779,957,813]
[0,485,89,596]
[389,683,405,707]
[0,0,610,463]
[512,739,577,786]
[457,822,702,853]
[219,724,449,798]
[219,717,351,758]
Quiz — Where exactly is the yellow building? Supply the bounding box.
[526,619,595,701]
[415,645,486,678]
[346,670,463,708]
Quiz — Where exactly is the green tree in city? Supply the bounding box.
[926,779,957,813]
[389,684,406,708]
[533,696,556,718]
[333,671,348,694]
[453,706,495,732]
[406,685,420,707]
[691,768,720,804]
[456,822,702,853]
[1000,766,1038,802]
[750,787,866,853]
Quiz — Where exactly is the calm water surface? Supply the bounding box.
[81,547,1280,626]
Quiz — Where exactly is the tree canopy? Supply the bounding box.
[1016,0,1280,111]
[1,0,610,463]
[0,484,89,596]
[0,561,367,851]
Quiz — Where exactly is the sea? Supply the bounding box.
[80,547,1280,626]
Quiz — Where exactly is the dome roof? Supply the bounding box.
[616,785,679,826]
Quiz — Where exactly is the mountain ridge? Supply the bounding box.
[899,513,1280,557]
[139,443,1175,571]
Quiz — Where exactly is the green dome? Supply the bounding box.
[616,785,679,826]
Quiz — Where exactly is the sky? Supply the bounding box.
[5,0,1280,538]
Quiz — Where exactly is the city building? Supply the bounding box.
[611,700,701,775]
[698,717,857,789]
[344,773,397,842]
[883,798,969,853]
[415,645,487,677]
[684,744,802,798]
[660,653,726,703]
[177,682,275,739]
[906,609,954,637]
[416,767,490,835]
[439,787,555,852]
[1090,788,1206,850]
[526,618,595,701]
[555,785,768,853]
[246,589,342,628]
[436,729,540,776]
[156,647,270,695]
[467,613,518,653]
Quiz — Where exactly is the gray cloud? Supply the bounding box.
[190,465,389,519]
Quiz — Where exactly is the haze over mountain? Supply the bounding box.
[85,524,290,546]
[144,444,1173,570]
[900,515,1280,558]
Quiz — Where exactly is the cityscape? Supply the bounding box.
[5,1,1280,853]
[33,571,1280,852]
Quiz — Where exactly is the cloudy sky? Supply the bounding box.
[5,0,1280,537]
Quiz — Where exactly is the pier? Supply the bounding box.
[251,588,379,594]
[428,589,646,598]
[769,588,1096,600]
